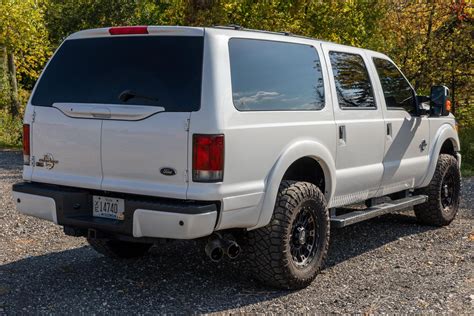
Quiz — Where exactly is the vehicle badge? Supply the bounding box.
[160,167,176,176]
[37,153,59,170]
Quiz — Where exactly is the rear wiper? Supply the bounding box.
[118,89,160,104]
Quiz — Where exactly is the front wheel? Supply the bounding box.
[247,181,330,289]
[414,154,461,226]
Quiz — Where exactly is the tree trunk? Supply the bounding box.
[0,45,5,92]
[450,43,456,115]
[415,2,435,91]
[7,51,19,117]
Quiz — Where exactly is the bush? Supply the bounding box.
[0,88,29,149]
[459,127,474,177]
[0,109,22,148]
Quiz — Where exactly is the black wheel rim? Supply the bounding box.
[290,201,318,268]
[440,169,458,212]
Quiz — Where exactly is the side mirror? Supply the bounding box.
[430,85,451,116]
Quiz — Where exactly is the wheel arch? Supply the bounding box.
[439,138,458,157]
[419,123,461,188]
[282,157,326,193]
[250,140,336,230]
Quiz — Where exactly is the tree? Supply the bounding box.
[1,0,471,129]
[0,0,51,115]
[43,0,138,46]
[376,0,472,125]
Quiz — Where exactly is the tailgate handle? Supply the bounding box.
[53,103,111,119]
[106,105,165,120]
[90,108,111,119]
[53,103,165,120]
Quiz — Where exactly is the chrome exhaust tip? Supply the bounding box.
[205,237,224,262]
[225,240,241,259]
[205,233,241,262]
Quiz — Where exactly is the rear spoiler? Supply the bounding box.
[67,26,204,40]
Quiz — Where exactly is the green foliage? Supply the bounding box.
[0,108,22,148]
[43,0,138,45]
[378,1,473,123]
[0,0,472,156]
[0,0,51,90]
[0,51,8,107]
[459,127,474,177]
[0,88,26,148]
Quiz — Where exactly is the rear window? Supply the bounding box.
[32,36,203,111]
[229,38,324,111]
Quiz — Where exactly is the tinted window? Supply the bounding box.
[32,36,203,111]
[229,39,324,111]
[329,52,375,109]
[373,58,416,113]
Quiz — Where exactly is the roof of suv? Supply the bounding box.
[66,25,383,58]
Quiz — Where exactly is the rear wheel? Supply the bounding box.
[414,154,461,226]
[87,238,152,258]
[247,181,330,289]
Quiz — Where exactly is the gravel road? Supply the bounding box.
[0,150,473,314]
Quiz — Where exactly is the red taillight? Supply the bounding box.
[109,26,148,35]
[22,124,30,165]
[193,134,224,182]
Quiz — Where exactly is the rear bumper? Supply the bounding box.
[12,182,218,240]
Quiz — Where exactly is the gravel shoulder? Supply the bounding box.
[0,150,473,314]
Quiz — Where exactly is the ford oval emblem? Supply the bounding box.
[160,167,176,176]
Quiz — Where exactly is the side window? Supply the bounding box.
[329,52,375,109]
[373,57,416,114]
[229,38,324,111]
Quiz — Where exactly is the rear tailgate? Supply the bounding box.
[29,27,204,199]
[30,106,103,189]
[101,111,192,198]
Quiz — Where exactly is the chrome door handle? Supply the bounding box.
[339,125,346,144]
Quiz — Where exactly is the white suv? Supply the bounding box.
[12,26,462,289]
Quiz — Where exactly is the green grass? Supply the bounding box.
[462,167,474,178]
[0,141,21,150]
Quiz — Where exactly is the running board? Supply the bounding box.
[331,195,428,228]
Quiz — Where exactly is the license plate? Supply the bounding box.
[92,196,125,220]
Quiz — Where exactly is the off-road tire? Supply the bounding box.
[414,154,461,226]
[87,238,152,258]
[247,181,330,289]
